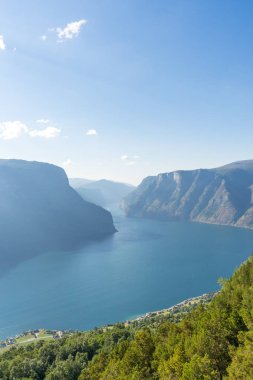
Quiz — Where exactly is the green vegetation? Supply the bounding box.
[127,292,216,328]
[1,255,253,379]
[0,330,70,354]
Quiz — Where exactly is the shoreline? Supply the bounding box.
[125,291,218,325]
[0,291,218,351]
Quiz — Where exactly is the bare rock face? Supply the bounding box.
[236,207,253,229]
[123,160,253,229]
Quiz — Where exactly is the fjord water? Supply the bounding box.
[1,211,253,339]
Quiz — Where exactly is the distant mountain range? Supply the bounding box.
[0,160,116,271]
[70,178,135,207]
[123,160,253,229]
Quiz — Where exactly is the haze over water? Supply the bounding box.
[1,211,253,339]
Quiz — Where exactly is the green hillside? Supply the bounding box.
[1,255,253,379]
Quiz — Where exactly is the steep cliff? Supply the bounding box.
[0,159,116,268]
[123,160,253,229]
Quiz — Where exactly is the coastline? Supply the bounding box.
[125,291,218,326]
[0,291,218,352]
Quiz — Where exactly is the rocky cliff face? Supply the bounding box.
[0,159,116,270]
[123,160,253,229]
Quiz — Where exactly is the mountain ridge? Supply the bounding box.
[70,177,135,207]
[123,159,253,229]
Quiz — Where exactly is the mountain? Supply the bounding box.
[123,160,253,229]
[68,178,94,188]
[70,178,135,207]
[0,160,116,270]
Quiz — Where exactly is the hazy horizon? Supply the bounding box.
[2,156,253,187]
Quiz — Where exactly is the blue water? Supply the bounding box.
[1,213,253,339]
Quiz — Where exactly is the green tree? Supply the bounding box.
[181,354,219,380]
[226,331,253,380]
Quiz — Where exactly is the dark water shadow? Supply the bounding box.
[0,231,116,279]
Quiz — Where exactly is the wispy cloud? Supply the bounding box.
[29,126,61,139]
[86,129,97,136]
[56,19,87,40]
[0,121,28,140]
[42,20,87,42]
[36,119,50,124]
[0,35,6,51]
[120,154,140,166]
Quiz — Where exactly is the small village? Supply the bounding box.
[0,329,72,351]
[126,291,218,325]
[0,292,218,353]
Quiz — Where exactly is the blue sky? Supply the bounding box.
[1,0,253,184]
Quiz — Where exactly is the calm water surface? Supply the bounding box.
[1,212,253,339]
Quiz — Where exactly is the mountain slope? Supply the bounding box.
[0,160,116,269]
[2,253,253,379]
[123,160,253,229]
[70,178,135,207]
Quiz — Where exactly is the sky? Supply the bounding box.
[1,0,253,185]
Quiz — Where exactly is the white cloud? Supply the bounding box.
[0,119,61,140]
[29,126,61,139]
[36,119,50,124]
[86,129,97,136]
[56,19,87,40]
[41,35,47,41]
[0,121,28,140]
[0,35,6,51]
[120,154,140,166]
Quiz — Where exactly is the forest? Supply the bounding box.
[0,254,253,379]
